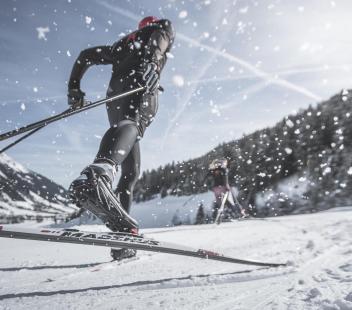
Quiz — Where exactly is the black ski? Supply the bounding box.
[0,226,286,267]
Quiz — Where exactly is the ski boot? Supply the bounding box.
[110,226,139,261]
[110,248,137,261]
[69,160,139,232]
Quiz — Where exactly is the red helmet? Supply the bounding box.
[138,16,159,29]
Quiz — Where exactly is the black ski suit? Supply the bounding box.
[68,19,175,213]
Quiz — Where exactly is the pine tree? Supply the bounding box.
[195,203,205,225]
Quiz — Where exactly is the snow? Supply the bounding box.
[178,10,188,19]
[0,153,28,174]
[0,191,75,217]
[36,27,49,40]
[0,170,7,179]
[0,206,351,309]
[172,75,185,87]
[130,192,213,228]
[85,16,92,25]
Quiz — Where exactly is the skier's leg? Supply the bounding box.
[95,120,139,166]
[212,201,220,222]
[110,141,140,260]
[115,141,140,213]
[226,192,238,219]
[69,121,140,232]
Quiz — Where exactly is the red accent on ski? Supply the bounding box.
[130,228,139,236]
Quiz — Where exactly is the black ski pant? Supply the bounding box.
[94,90,158,213]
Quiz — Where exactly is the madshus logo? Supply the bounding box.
[41,229,160,246]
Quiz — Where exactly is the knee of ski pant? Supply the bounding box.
[110,120,139,137]
[96,121,140,166]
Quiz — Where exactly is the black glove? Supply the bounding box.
[142,62,159,93]
[68,88,86,109]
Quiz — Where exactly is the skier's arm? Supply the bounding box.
[68,45,113,90]
[144,19,175,70]
[141,19,175,93]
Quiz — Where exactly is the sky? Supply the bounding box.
[1,0,352,188]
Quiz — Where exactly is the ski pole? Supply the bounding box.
[0,86,145,142]
[0,126,42,154]
[0,107,73,154]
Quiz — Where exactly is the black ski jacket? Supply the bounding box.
[68,19,175,96]
[206,167,230,188]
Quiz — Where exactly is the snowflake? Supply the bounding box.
[85,16,92,25]
[172,75,185,87]
[178,11,188,19]
[36,27,50,40]
[285,147,292,154]
[285,119,294,128]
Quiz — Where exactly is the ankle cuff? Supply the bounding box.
[94,157,116,167]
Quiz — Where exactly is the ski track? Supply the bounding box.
[0,208,352,310]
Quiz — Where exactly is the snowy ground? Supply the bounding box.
[0,207,352,310]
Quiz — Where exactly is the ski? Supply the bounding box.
[0,226,286,267]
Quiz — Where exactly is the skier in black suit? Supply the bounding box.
[67,16,175,259]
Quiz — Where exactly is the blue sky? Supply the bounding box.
[1,0,352,187]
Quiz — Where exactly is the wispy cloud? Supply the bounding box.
[96,0,322,144]
[177,33,322,102]
[185,63,352,86]
[99,1,141,21]
[97,1,321,103]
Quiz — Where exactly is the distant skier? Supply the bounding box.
[67,16,175,260]
[206,158,247,223]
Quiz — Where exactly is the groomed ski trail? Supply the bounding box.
[0,207,351,310]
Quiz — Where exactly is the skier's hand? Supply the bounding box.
[142,62,159,94]
[68,88,86,109]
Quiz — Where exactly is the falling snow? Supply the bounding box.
[36,26,50,40]
[178,10,188,19]
[85,16,92,25]
[172,75,185,87]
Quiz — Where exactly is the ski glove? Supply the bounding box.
[142,62,159,94]
[68,88,86,109]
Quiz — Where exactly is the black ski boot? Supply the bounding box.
[69,161,139,232]
[110,226,139,261]
[110,248,137,261]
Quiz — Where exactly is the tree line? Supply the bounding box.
[134,89,352,216]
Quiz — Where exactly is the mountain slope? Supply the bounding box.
[0,153,76,218]
[134,89,352,215]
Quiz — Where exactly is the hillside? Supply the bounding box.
[0,153,76,221]
[134,89,352,215]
